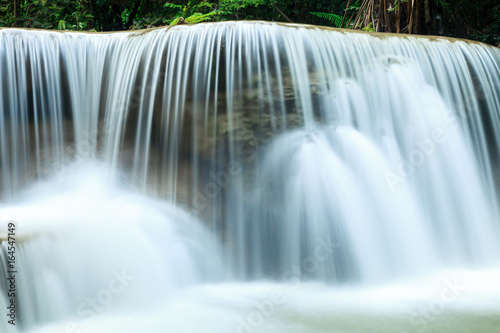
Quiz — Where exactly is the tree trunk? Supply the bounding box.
[13,0,18,19]
[88,0,94,30]
[413,0,420,34]
[125,0,142,30]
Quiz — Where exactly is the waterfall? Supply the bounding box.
[1,21,500,331]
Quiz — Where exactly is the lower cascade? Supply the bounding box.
[0,21,500,332]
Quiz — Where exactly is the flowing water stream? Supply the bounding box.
[0,21,500,332]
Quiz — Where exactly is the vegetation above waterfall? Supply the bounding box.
[0,1,498,46]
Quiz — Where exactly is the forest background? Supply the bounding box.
[0,1,498,46]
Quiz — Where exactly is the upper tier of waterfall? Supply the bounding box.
[1,22,500,286]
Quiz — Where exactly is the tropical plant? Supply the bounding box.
[310,12,346,28]
[0,0,497,46]
[0,0,95,30]
[163,1,218,25]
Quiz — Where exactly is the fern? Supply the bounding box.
[164,2,182,10]
[185,11,218,24]
[310,12,344,28]
[193,1,213,11]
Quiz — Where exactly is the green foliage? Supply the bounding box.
[0,0,497,46]
[434,0,500,46]
[361,22,374,32]
[57,20,66,30]
[310,12,344,28]
[164,3,182,10]
[215,0,269,21]
[161,1,219,26]
[218,0,266,13]
[185,11,219,24]
[0,0,95,30]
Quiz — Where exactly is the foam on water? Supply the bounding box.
[0,165,224,331]
[21,270,500,333]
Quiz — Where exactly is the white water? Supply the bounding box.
[0,165,224,331]
[1,22,500,331]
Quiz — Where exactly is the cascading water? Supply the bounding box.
[1,22,500,332]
